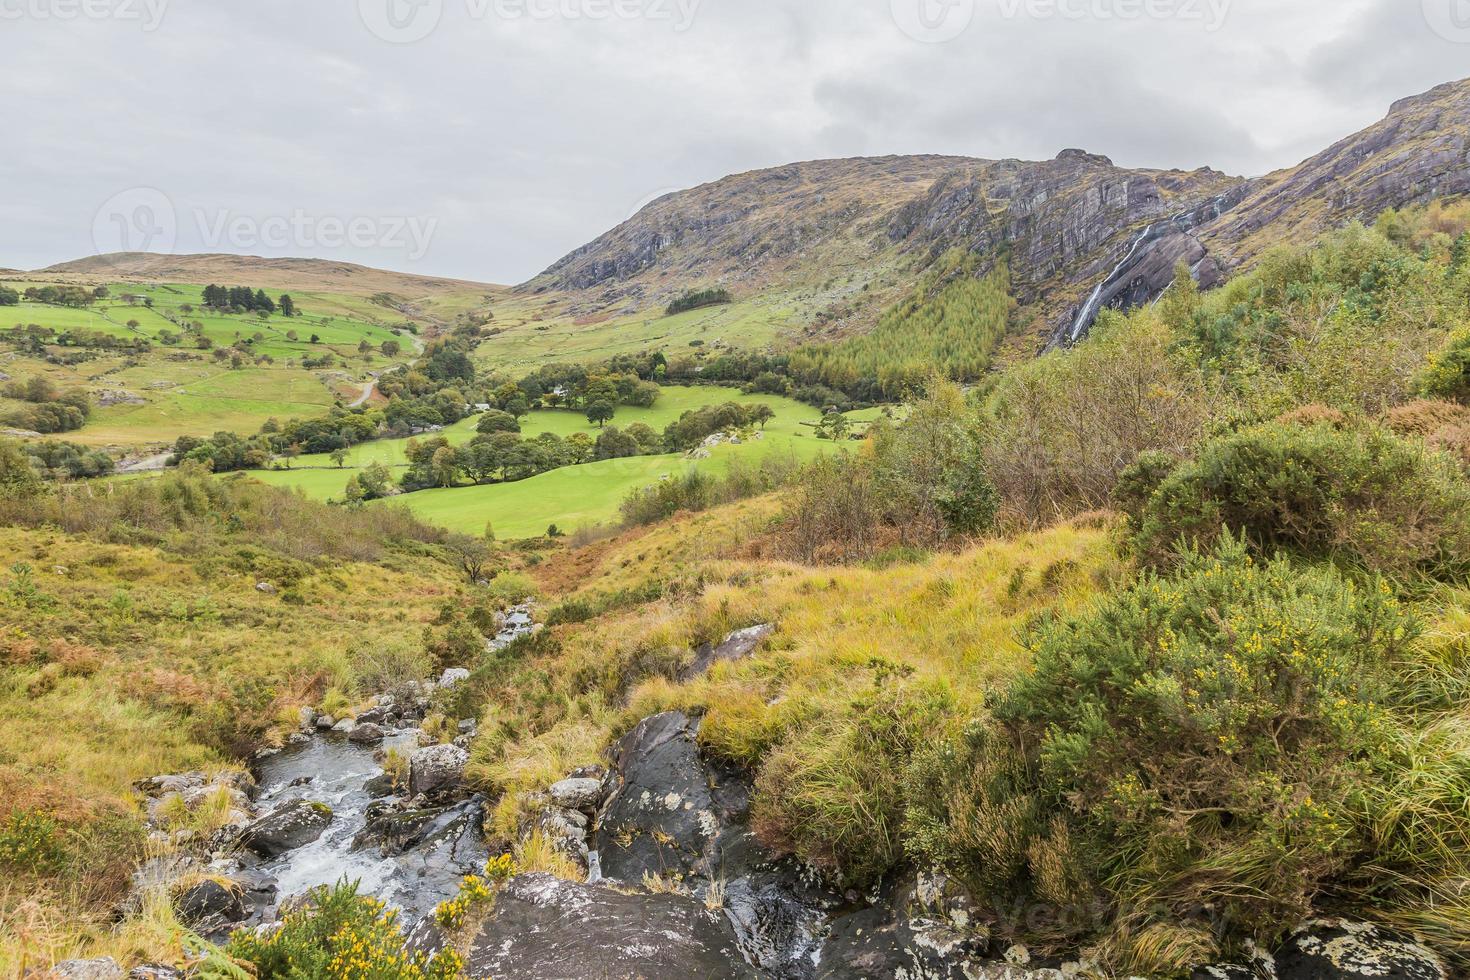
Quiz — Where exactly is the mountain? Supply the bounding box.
[531,77,1470,347]
[38,252,500,298]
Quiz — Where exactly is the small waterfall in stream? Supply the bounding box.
[244,603,540,924]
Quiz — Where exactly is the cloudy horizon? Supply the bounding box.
[3,0,1466,285]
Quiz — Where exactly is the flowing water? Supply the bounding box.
[247,604,538,921]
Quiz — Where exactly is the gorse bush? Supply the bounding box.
[1126,421,1470,582]
[219,881,462,980]
[909,541,1470,965]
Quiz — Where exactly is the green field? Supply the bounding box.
[0,279,426,448]
[248,385,854,537]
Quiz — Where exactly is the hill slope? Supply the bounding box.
[531,77,1470,347]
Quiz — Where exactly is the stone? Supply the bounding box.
[128,967,183,980]
[348,723,387,745]
[547,777,602,811]
[315,714,336,730]
[174,878,246,928]
[332,718,356,734]
[255,582,276,595]
[47,959,124,980]
[681,623,775,680]
[241,799,334,857]
[408,743,468,797]
[1276,920,1447,980]
[459,873,759,980]
[438,668,471,689]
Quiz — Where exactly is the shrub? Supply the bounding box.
[1419,328,1470,403]
[0,809,66,874]
[907,541,1470,962]
[222,881,462,980]
[1383,399,1470,438]
[1275,403,1349,429]
[1130,422,1470,582]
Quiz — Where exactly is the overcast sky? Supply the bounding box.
[2,0,1465,284]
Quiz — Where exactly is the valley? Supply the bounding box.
[4,67,1470,980]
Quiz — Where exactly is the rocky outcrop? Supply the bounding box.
[456,873,761,980]
[681,624,776,681]
[241,798,333,857]
[526,78,1470,348]
[1275,920,1448,980]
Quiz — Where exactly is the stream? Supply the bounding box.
[243,604,538,923]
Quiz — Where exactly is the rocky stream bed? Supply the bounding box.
[51,613,1458,980]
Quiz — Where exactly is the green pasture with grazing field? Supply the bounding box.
[243,385,864,537]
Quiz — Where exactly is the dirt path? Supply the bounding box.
[348,380,376,408]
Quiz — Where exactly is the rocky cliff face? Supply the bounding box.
[530,77,1470,345]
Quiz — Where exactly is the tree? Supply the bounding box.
[586,400,615,428]
[594,426,640,460]
[358,462,392,499]
[503,396,530,420]
[818,412,852,441]
[0,287,18,307]
[380,339,402,358]
[279,294,297,317]
[330,448,348,468]
[255,290,276,314]
[476,410,521,436]
[750,404,776,429]
[444,533,493,584]
[430,445,459,488]
[0,440,42,499]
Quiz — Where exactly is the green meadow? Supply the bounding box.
[2,280,421,447]
[247,385,855,537]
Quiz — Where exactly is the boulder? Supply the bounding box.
[547,777,602,811]
[255,582,276,595]
[128,967,184,980]
[459,873,759,980]
[315,715,336,730]
[354,798,483,858]
[241,799,333,857]
[174,878,246,928]
[681,624,775,681]
[408,743,468,797]
[348,723,387,745]
[332,718,356,734]
[594,711,726,883]
[1275,920,1447,980]
[47,959,124,980]
[439,668,471,689]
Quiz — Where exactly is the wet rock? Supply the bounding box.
[332,718,356,734]
[348,723,387,746]
[547,777,602,811]
[1276,920,1447,980]
[175,878,246,928]
[408,743,468,797]
[242,799,334,857]
[354,798,483,858]
[460,873,759,980]
[813,870,991,979]
[594,711,723,882]
[128,966,183,980]
[47,959,124,980]
[364,771,400,798]
[438,668,471,689]
[1193,967,1259,980]
[315,715,336,730]
[681,623,775,680]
